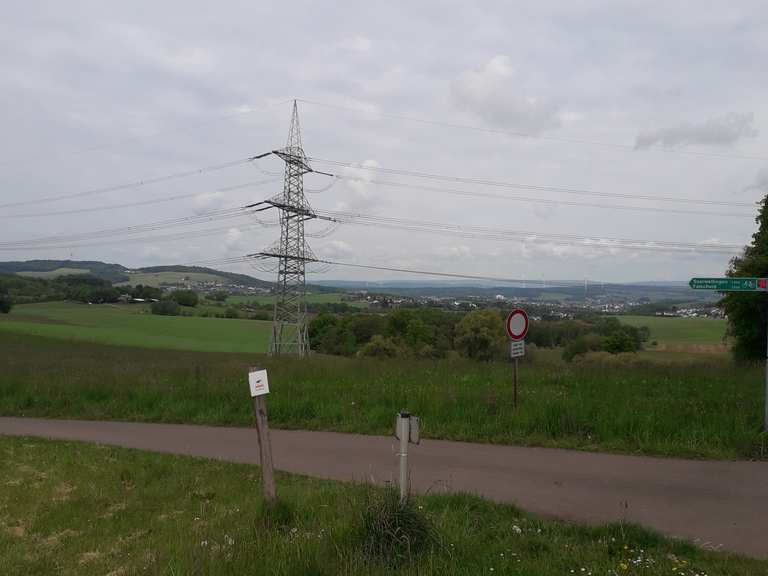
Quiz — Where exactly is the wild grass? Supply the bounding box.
[620,315,727,345]
[1,435,765,575]
[1,332,765,460]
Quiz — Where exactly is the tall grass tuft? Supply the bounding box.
[356,487,434,566]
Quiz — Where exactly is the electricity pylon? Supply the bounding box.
[268,101,316,357]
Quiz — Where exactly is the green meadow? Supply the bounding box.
[1,436,764,576]
[0,302,271,353]
[619,315,727,346]
[1,331,764,460]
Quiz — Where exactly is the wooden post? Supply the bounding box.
[252,395,277,504]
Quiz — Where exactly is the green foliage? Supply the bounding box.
[359,335,402,358]
[0,287,11,313]
[151,300,181,316]
[562,334,604,362]
[454,309,505,361]
[356,488,433,566]
[130,284,162,300]
[224,307,239,319]
[171,289,199,307]
[720,195,768,361]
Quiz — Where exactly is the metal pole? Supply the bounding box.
[513,358,519,409]
[399,412,410,502]
[765,313,768,430]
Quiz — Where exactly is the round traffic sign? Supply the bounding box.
[505,308,529,341]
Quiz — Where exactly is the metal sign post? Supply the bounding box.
[394,412,420,502]
[249,368,276,504]
[506,309,529,409]
[689,277,768,429]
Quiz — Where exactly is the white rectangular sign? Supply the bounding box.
[248,368,270,397]
[510,340,525,358]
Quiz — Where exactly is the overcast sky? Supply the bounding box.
[2,1,767,283]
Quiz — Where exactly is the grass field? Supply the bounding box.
[16,267,90,279]
[620,315,727,346]
[2,332,765,459]
[120,271,232,287]
[0,302,271,353]
[227,292,367,307]
[1,436,764,576]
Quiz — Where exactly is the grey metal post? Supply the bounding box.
[399,412,410,502]
[765,313,768,430]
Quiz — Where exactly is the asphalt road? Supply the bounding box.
[1,417,766,559]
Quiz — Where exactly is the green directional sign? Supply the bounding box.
[689,277,768,291]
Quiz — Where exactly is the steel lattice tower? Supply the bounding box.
[268,101,315,356]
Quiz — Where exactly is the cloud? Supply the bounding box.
[224,228,244,252]
[744,167,768,194]
[452,55,561,133]
[635,112,758,149]
[318,240,353,260]
[192,191,225,213]
[337,35,371,53]
[335,159,383,210]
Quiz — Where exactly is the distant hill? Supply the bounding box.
[0,260,273,289]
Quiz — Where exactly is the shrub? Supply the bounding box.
[151,300,180,316]
[224,307,239,319]
[562,334,603,362]
[359,335,402,358]
[454,309,505,361]
[171,290,199,307]
[0,293,11,314]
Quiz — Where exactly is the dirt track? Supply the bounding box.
[1,417,766,558]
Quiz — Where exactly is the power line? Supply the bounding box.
[331,175,752,218]
[0,177,281,219]
[297,98,768,162]
[0,156,260,210]
[311,157,757,208]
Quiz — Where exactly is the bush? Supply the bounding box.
[356,488,433,566]
[454,309,505,361]
[151,300,180,316]
[171,290,199,307]
[0,293,11,314]
[359,335,402,358]
[563,334,603,362]
[224,307,239,319]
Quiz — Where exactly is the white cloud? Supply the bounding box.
[635,112,758,149]
[744,167,768,194]
[335,159,383,210]
[338,35,371,53]
[318,240,353,260]
[452,55,561,134]
[192,191,225,213]
[224,227,244,252]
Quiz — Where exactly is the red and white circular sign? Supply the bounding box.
[505,308,529,341]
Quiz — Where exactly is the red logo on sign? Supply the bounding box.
[759,279,767,289]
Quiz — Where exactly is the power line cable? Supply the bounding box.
[0,156,261,210]
[297,98,768,162]
[311,157,757,208]
[0,177,281,219]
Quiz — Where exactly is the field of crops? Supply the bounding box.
[0,302,271,353]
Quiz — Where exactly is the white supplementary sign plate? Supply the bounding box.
[510,340,525,358]
[248,369,270,397]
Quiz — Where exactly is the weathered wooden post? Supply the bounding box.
[249,367,276,503]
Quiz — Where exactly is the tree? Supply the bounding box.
[0,286,11,314]
[151,300,180,316]
[171,290,199,307]
[359,335,401,358]
[454,309,504,361]
[720,194,768,361]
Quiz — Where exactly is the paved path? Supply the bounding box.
[1,417,766,559]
